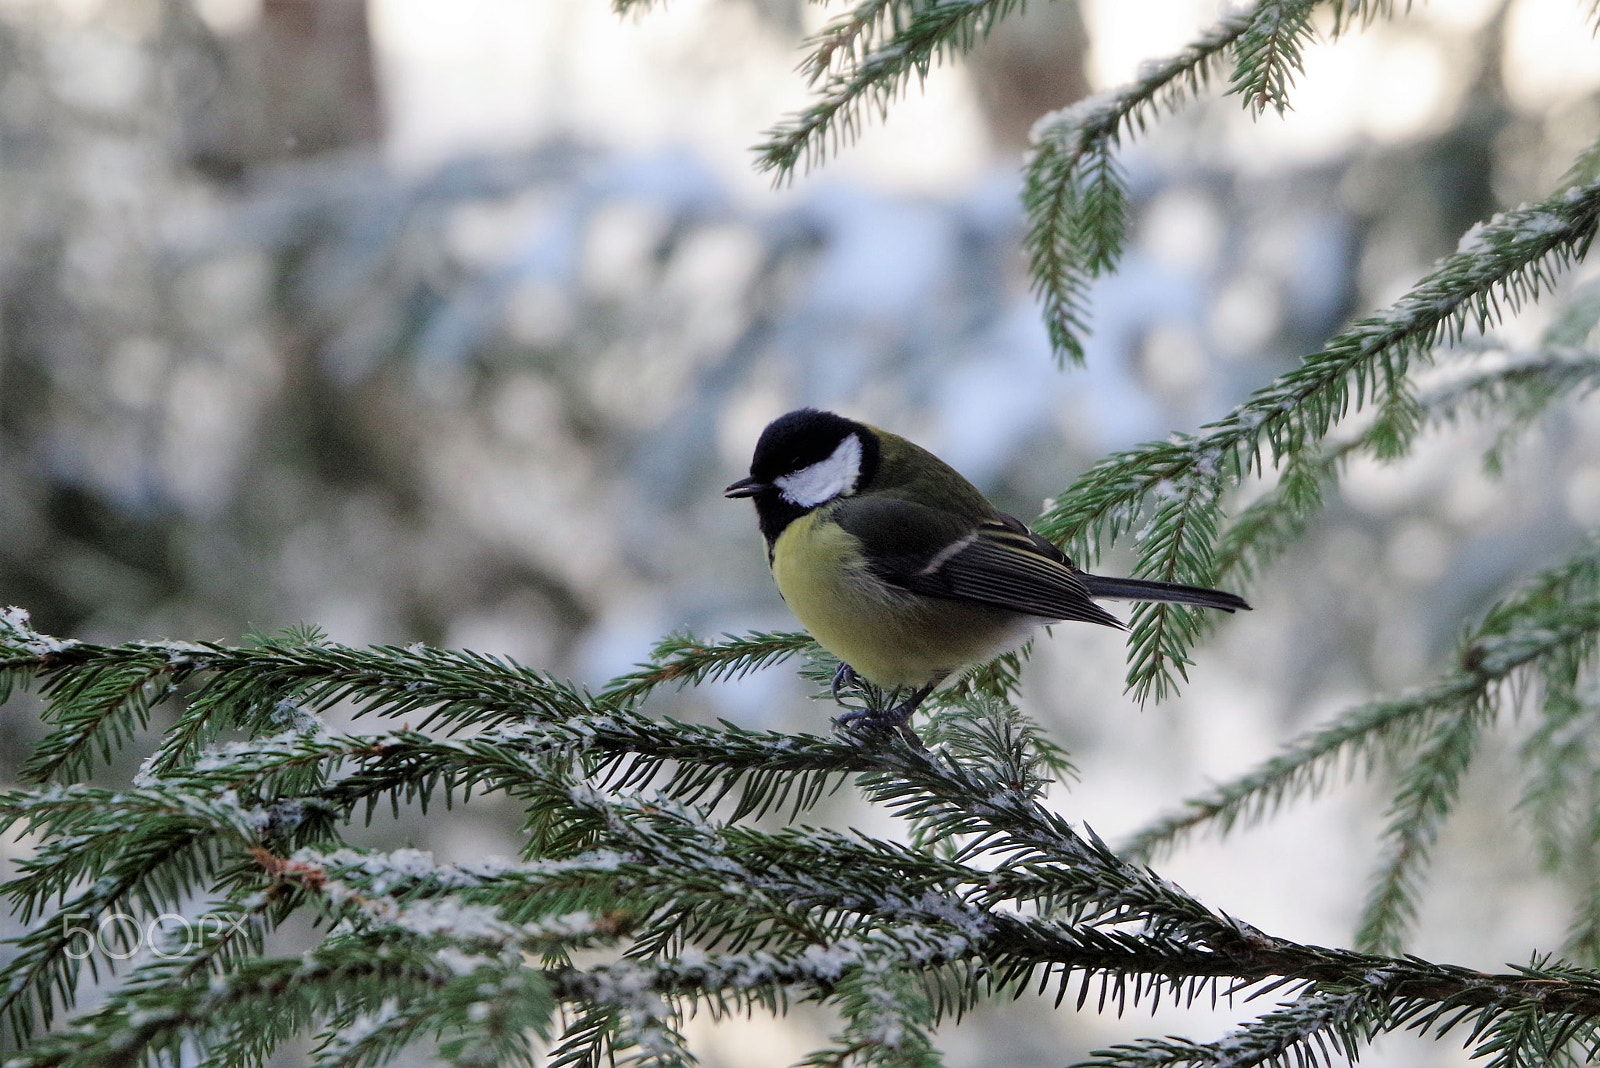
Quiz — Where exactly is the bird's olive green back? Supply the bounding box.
[861,426,996,519]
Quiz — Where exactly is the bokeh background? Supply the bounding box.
[4,0,1600,1063]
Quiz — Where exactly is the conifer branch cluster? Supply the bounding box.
[1030,180,1600,697]
[8,0,1600,1064]
[5,604,1600,1066]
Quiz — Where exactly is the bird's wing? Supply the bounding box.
[830,498,1125,629]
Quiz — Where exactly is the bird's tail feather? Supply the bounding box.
[1080,575,1251,613]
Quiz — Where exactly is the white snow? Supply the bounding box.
[0,606,79,655]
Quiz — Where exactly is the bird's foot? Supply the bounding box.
[832,707,888,729]
[832,683,934,741]
[834,709,925,749]
[830,662,859,705]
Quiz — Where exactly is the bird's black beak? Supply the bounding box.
[724,476,767,499]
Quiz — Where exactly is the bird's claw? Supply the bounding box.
[832,681,934,737]
[830,662,858,704]
[833,707,892,730]
[833,706,925,749]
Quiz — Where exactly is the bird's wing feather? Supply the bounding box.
[829,498,1125,629]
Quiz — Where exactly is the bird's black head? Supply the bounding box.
[724,408,882,548]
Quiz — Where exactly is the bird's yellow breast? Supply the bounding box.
[770,510,1034,689]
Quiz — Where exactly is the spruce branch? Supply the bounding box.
[754,0,1022,177]
[1229,0,1320,117]
[1212,343,1600,588]
[944,644,1033,706]
[21,657,184,784]
[1023,11,1248,364]
[13,618,1600,1063]
[1120,558,1600,862]
[1022,177,1600,698]
[1327,0,1407,33]
[313,714,862,826]
[1566,133,1600,188]
[0,625,603,778]
[1038,175,1600,566]
[1124,473,1224,702]
[1355,704,1490,955]
[1075,983,1387,1068]
[0,781,282,1042]
[1209,449,1330,585]
[798,0,897,88]
[2,615,852,825]
[1566,785,1600,967]
[1468,969,1598,1068]
[598,629,817,707]
[1518,687,1591,873]
[810,965,943,1068]
[1516,683,1600,967]
[5,930,556,1068]
[265,795,1247,1065]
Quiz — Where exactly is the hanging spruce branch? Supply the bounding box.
[1028,178,1600,699]
[754,0,1025,177]
[1229,0,1320,116]
[1022,13,1248,365]
[1124,548,1600,854]
[1120,546,1600,959]
[1037,183,1600,548]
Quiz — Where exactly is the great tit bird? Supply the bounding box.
[725,408,1250,728]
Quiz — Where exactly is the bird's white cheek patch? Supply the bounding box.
[776,433,862,508]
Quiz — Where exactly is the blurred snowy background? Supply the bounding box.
[4,0,1600,1063]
